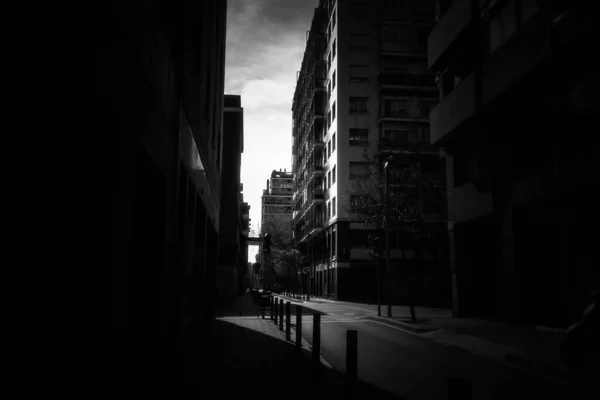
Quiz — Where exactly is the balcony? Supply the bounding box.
[313,188,325,201]
[312,164,324,177]
[378,138,432,153]
[429,72,476,146]
[380,41,426,55]
[379,73,435,88]
[481,16,550,107]
[428,0,473,70]
[379,107,429,122]
[349,247,372,260]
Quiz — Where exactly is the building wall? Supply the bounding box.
[429,0,599,325]
[218,95,244,305]
[96,0,228,376]
[293,0,447,303]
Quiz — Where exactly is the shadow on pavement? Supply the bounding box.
[188,318,406,399]
[215,292,327,318]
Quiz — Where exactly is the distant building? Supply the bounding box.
[428,0,598,326]
[260,169,293,288]
[291,0,448,303]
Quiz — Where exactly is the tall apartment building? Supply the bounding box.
[428,0,598,326]
[95,0,228,378]
[292,0,448,302]
[260,169,293,288]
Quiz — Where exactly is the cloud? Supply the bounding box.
[225,0,317,233]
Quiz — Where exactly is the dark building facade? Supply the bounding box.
[292,0,449,305]
[428,0,599,326]
[218,95,247,304]
[94,0,228,376]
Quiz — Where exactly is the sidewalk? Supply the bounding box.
[208,292,405,399]
[303,296,598,388]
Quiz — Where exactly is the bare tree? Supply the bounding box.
[343,148,446,320]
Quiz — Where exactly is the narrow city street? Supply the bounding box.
[285,298,585,400]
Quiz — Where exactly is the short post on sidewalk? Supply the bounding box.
[279,299,284,331]
[270,296,274,320]
[346,330,358,383]
[296,305,302,350]
[286,301,291,340]
[274,298,278,324]
[312,314,321,366]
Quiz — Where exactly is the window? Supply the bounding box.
[324,175,327,189]
[327,201,331,219]
[328,140,331,158]
[349,161,370,179]
[328,52,331,70]
[349,65,369,82]
[489,0,517,54]
[328,81,331,98]
[332,39,336,59]
[332,165,336,183]
[332,196,337,216]
[332,70,336,88]
[328,171,332,188]
[383,98,409,117]
[332,101,336,121]
[349,129,369,146]
[349,97,369,113]
[383,130,409,146]
[382,26,417,44]
[332,132,336,151]
[328,110,331,128]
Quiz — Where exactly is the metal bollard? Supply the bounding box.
[270,296,274,320]
[286,301,291,340]
[296,305,302,350]
[274,298,278,324]
[312,314,321,366]
[346,330,358,382]
[448,378,472,400]
[279,299,284,331]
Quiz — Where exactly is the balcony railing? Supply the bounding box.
[380,41,426,54]
[379,73,435,88]
[379,138,432,152]
[429,72,476,145]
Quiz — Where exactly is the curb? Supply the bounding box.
[275,294,304,303]
[504,352,573,384]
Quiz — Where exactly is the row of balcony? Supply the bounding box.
[292,186,326,226]
[379,72,436,88]
[428,2,560,145]
[379,138,433,152]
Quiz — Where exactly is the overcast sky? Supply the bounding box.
[225,0,318,262]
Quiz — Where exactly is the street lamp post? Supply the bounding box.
[384,162,392,318]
